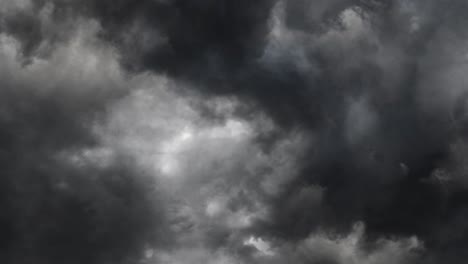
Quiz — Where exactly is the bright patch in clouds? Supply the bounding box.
[158,119,251,177]
[244,236,275,256]
[159,127,194,175]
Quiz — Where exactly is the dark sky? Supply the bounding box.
[1,0,468,263]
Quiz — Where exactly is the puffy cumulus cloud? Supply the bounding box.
[4,0,468,264]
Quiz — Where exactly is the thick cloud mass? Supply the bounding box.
[2,0,468,263]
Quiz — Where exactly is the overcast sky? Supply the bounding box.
[1,1,468,263]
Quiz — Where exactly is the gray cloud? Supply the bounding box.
[3,0,468,263]
[0,25,168,264]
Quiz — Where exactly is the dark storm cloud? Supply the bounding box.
[231,3,468,264]
[249,2,468,263]
[0,33,169,264]
[4,0,468,263]
[2,0,275,73]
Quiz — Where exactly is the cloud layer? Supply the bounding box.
[2,0,468,263]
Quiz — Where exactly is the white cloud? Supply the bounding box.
[244,236,275,257]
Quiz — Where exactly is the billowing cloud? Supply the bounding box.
[3,0,468,263]
[0,20,167,264]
